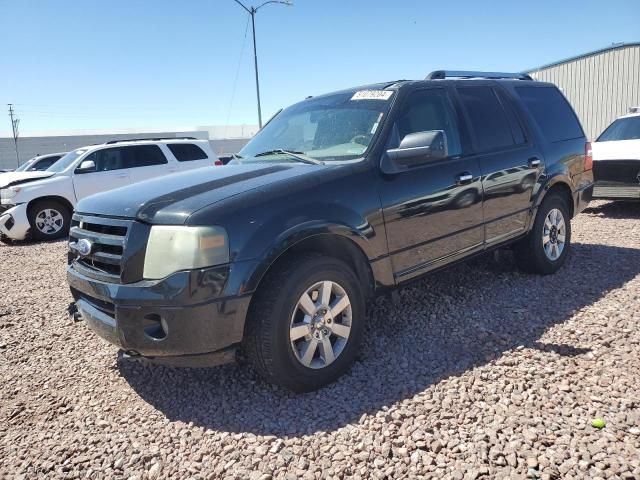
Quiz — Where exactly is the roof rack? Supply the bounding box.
[426,70,533,81]
[104,136,198,145]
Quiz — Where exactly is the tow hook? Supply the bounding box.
[68,302,82,323]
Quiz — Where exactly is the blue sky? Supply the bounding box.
[1,0,639,133]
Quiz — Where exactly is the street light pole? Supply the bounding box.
[232,0,292,129]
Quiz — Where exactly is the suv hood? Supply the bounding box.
[0,171,55,188]
[76,163,323,224]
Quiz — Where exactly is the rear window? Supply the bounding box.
[515,86,583,142]
[457,86,517,152]
[167,143,209,162]
[597,117,640,142]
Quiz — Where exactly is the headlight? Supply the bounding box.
[143,226,229,280]
[0,187,20,205]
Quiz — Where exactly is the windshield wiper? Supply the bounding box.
[253,149,323,165]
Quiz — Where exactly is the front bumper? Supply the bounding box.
[67,264,253,362]
[592,159,640,200]
[0,203,30,241]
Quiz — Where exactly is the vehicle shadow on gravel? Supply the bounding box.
[582,200,640,219]
[119,240,640,436]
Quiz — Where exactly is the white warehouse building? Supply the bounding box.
[526,42,640,140]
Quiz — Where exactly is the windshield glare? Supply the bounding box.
[239,90,394,162]
[46,149,88,173]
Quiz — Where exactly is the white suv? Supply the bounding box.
[0,138,219,242]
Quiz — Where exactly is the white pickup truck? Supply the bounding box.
[592,109,640,201]
[0,138,219,242]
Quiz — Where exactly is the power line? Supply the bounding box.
[224,13,251,138]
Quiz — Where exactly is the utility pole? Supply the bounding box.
[8,104,20,167]
[232,0,292,129]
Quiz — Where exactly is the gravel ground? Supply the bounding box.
[1,200,639,480]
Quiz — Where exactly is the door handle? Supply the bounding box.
[456,173,473,185]
[528,157,541,168]
[115,173,128,178]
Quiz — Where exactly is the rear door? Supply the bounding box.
[379,86,484,282]
[165,142,214,171]
[72,147,132,200]
[127,144,171,184]
[456,84,543,246]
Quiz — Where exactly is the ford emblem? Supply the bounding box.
[75,238,93,257]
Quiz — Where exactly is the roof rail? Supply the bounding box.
[104,136,198,145]
[426,70,533,81]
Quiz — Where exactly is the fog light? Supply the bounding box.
[143,314,167,340]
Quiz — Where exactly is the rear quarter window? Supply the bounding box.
[515,86,583,143]
[167,143,209,162]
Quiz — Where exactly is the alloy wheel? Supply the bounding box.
[35,208,64,235]
[542,208,566,261]
[289,280,352,369]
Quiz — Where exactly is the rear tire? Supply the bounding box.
[244,253,365,392]
[514,191,571,275]
[28,200,71,241]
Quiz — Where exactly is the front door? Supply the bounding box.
[456,84,544,245]
[379,87,484,283]
[72,147,132,201]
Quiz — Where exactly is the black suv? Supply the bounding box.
[67,71,593,391]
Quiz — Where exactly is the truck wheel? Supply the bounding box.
[28,200,71,241]
[514,191,571,275]
[244,253,365,392]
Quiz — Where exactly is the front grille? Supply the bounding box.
[69,214,134,283]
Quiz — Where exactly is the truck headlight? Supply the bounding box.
[0,187,20,205]
[143,226,229,280]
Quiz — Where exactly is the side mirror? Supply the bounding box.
[75,160,96,174]
[385,130,448,169]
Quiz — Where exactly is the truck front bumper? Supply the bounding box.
[67,264,253,366]
[0,203,30,241]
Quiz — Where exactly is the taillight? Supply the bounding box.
[584,141,593,171]
[214,159,223,166]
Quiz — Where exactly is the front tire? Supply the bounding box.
[28,200,71,241]
[514,191,572,275]
[244,253,365,392]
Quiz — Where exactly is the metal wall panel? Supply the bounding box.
[528,45,640,140]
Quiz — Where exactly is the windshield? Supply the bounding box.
[239,90,395,162]
[15,158,37,172]
[46,149,88,173]
[597,116,640,142]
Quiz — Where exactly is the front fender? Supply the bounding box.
[13,176,76,206]
[241,223,373,293]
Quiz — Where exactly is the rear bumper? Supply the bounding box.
[0,203,30,241]
[67,264,253,361]
[592,182,640,200]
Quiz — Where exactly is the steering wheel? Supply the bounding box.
[350,134,371,146]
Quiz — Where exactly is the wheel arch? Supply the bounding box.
[27,195,75,219]
[245,231,376,308]
[535,176,575,218]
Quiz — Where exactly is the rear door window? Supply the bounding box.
[515,86,583,142]
[127,145,168,168]
[167,143,209,161]
[457,86,516,152]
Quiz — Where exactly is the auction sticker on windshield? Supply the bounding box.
[351,90,393,101]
